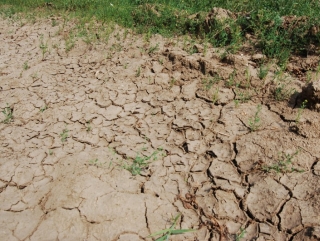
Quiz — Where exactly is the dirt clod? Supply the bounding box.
[298,80,320,111]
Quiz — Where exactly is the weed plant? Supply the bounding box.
[170,78,177,88]
[272,70,296,101]
[122,147,164,176]
[60,128,69,142]
[1,104,13,124]
[236,227,246,241]
[295,100,308,124]
[39,34,48,60]
[248,104,262,132]
[258,64,269,80]
[148,43,159,54]
[226,70,237,87]
[88,158,106,167]
[23,61,29,70]
[211,88,219,104]
[202,74,220,90]
[263,150,304,173]
[235,89,251,103]
[86,121,92,132]
[39,105,47,112]
[147,213,195,241]
[135,66,141,77]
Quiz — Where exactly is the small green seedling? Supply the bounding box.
[203,40,209,56]
[244,67,251,87]
[123,29,129,39]
[274,81,295,101]
[40,105,47,112]
[234,99,240,108]
[123,148,164,176]
[23,61,29,70]
[48,149,53,155]
[235,86,251,103]
[295,100,307,124]
[238,91,251,103]
[88,158,106,167]
[202,74,220,90]
[136,66,141,77]
[148,43,159,54]
[226,69,237,87]
[248,104,262,131]
[51,19,58,27]
[86,121,92,132]
[262,150,304,173]
[170,78,177,88]
[144,30,152,42]
[212,88,219,104]
[40,35,48,60]
[147,213,195,241]
[306,71,312,84]
[60,128,69,142]
[31,72,38,80]
[236,227,246,241]
[110,43,122,52]
[316,63,320,76]
[2,104,13,124]
[115,32,121,41]
[258,64,268,80]
[65,35,75,52]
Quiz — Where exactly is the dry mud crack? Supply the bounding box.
[0,17,320,241]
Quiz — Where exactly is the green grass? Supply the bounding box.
[0,0,319,64]
[23,61,29,70]
[39,105,47,112]
[295,99,308,123]
[148,43,159,54]
[60,128,69,142]
[122,147,164,176]
[236,227,246,241]
[273,71,296,101]
[202,74,220,90]
[262,150,304,173]
[248,104,262,132]
[147,213,195,241]
[258,64,269,80]
[39,34,48,60]
[211,88,219,104]
[86,121,92,132]
[88,158,108,167]
[1,104,13,124]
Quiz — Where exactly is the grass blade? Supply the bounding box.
[170,229,196,234]
[147,229,171,237]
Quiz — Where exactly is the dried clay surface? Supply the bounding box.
[0,17,320,241]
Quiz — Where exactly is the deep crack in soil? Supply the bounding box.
[0,17,320,241]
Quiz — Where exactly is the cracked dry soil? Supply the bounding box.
[0,17,320,241]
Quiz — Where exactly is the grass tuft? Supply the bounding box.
[122,148,164,176]
[263,150,304,173]
[1,104,13,124]
[147,213,195,241]
[248,104,262,132]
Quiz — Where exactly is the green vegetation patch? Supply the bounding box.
[0,0,319,64]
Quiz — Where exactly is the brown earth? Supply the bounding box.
[0,16,320,241]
